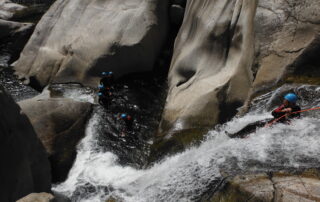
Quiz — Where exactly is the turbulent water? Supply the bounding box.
[53,84,320,202]
[0,68,39,101]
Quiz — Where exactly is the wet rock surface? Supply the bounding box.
[210,170,320,202]
[0,86,51,202]
[0,68,39,101]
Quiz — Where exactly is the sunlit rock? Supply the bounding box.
[250,0,320,97]
[159,0,257,137]
[14,0,169,88]
[210,171,320,202]
[17,193,54,202]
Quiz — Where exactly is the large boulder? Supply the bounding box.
[19,92,93,182]
[17,192,71,202]
[158,0,257,137]
[13,0,169,88]
[248,0,320,101]
[0,86,51,202]
[17,193,54,202]
[209,170,320,201]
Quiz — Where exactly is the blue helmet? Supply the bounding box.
[121,113,127,119]
[98,92,103,96]
[284,93,298,103]
[102,72,108,76]
[98,84,104,89]
[109,71,113,75]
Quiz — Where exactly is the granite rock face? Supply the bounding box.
[251,0,320,97]
[19,92,93,182]
[14,0,169,88]
[210,171,320,202]
[0,86,51,202]
[159,0,257,136]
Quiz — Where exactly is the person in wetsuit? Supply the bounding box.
[100,71,114,89]
[271,93,301,122]
[229,93,301,138]
[119,113,133,137]
[98,72,114,107]
[98,84,112,107]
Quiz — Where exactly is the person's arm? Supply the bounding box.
[272,105,285,118]
[280,108,292,113]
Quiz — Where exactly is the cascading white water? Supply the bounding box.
[54,85,320,202]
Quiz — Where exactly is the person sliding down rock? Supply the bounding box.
[119,113,133,137]
[229,93,301,138]
[98,84,112,107]
[271,93,301,123]
[100,71,114,89]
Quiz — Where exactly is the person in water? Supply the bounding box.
[98,84,112,107]
[271,93,301,122]
[229,93,301,138]
[98,71,114,107]
[100,71,114,89]
[119,113,133,137]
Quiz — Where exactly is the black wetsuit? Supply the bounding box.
[229,104,301,138]
[228,119,272,138]
[271,104,301,122]
[119,116,134,136]
[98,86,112,107]
[100,75,114,89]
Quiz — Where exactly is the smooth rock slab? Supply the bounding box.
[19,94,93,182]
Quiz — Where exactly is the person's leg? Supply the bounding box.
[229,119,271,138]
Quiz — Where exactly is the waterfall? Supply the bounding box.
[53,84,320,201]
